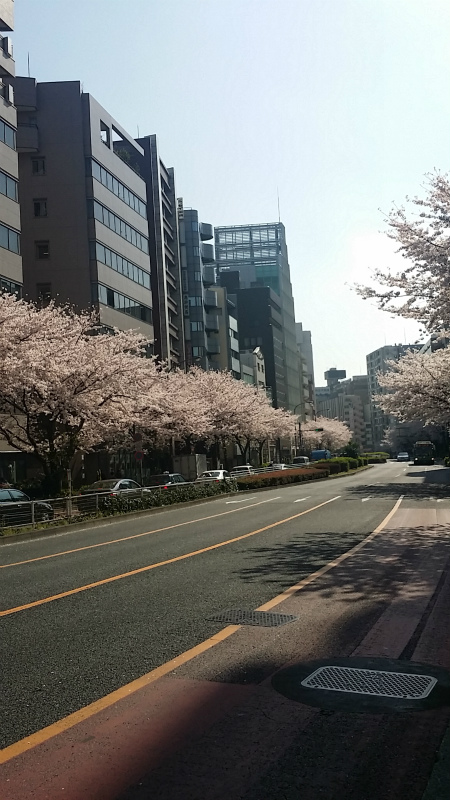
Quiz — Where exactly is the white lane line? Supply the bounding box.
[225,495,257,504]
[294,496,311,503]
[362,497,371,502]
[394,472,403,477]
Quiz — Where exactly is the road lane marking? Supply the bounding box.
[0,494,403,765]
[225,496,257,504]
[0,496,281,570]
[0,496,342,617]
[294,496,311,503]
[361,497,371,502]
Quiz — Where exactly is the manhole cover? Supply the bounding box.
[272,657,450,714]
[301,665,437,699]
[208,609,298,627]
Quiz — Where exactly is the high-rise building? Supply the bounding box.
[215,222,301,411]
[316,372,372,451]
[219,269,285,407]
[134,136,185,368]
[177,206,217,370]
[13,79,154,340]
[0,2,21,296]
[366,344,421,449]
[295,322,315,420]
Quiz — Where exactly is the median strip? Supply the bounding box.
[0,496,341,617]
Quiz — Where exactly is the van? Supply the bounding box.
[292,456,310,466]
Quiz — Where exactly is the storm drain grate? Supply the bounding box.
[301,665,437,699]
[208,609,298,627]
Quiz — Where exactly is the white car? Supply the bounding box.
[230,465,254,477]
[195,470,232,482]
[270,463,291,470]
[396,452,410,462]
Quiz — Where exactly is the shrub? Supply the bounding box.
[444,456,450,467]
[80,480,237,517]
[314,460,342,474]
[236,468,328,490]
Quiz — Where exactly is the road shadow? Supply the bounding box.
[346,478,449,500]
[234,525,450,605]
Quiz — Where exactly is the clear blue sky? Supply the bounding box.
[14,0,450,384]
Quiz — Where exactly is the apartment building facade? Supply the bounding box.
[295,322,315,420]
[316,373,372,451]
[215,222,301,411]
[0,1,21,296]
[13,79,154,341]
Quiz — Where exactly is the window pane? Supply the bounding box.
[93,201,103,222]
[96,243,105,262]
[100,167,107,185]
[6,177,17,200]
[4,124,14,149]
[0,120,4,142]
[8,230,19,253]
[91,160,101,180]
[0,172,6,195]
[0,224,8,249]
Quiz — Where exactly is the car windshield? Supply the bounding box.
[89,480,118,490]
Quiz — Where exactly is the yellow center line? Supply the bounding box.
[0,496,341,617]
[0,496,282,569]
[0,495,402,765]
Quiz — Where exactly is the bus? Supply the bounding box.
[413,441,435,466]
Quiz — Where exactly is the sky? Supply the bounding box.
[14,0,450,384]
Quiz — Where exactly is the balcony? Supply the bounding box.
[205,313,219,332]
[202,265,216,287]
[201,242,214,263]
[204,290,218,309]
[0,35,14,78]
[16,123,39,152]
[199,222,213,241]
[207,335,221,355]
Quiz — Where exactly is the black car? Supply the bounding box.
[0,488,54,527]
[145,473,188,488]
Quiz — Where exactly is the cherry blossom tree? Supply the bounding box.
[354,171,450,332]
[374,349,450,426]
[301,416,351,452]
[0,293,159,489]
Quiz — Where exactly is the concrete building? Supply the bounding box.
[208,285,240,379]
[177,206,217,370]
[295,322,315,420]
[13,79,153,341]
[0,2,21,296]
[219,270,285,407]
[316,373,372,451]
[240,346,267,391]
[366,344,422,450]
[215,222,302,412]
[134,136,185,368]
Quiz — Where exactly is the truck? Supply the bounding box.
[413,441,435,466]
[310,449,331,461]
[172,454,207,481]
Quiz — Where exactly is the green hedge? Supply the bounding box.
[236,468,328,489]
[80,480,237,517]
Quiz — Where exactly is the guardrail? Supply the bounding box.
[0,484,193,532]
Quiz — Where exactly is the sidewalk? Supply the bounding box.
[1,506,449,800]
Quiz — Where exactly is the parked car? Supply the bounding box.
[145,473,188,488]
[230,465,254,477]
[0,488,54,527]
[292,456,310,466]
[396,452,410,462]
[78,478,149,511]
[195,470,232,483]
[270,463,291,470]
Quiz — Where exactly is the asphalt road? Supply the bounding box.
[1,461,449,800]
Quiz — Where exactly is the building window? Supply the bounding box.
[188,296,203,307]
[90,200,149,254]
[89,159,147,218]
[32,158,45,176]
[191,321,204,332]
[100,121,110,147]
[193,271,202,282]
[0,223,20,254]
[33,198,47,217]
[0,276,21,296]
[0,170,18,201]
[93,283,153,324]
[91,241,150,289]
[0,119,16,149]
[192,346,205,357]
[192,246,200,256]
[36,283,52,306]
[35,240,49,259]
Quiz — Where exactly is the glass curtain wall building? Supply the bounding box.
[215,222,301,411]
